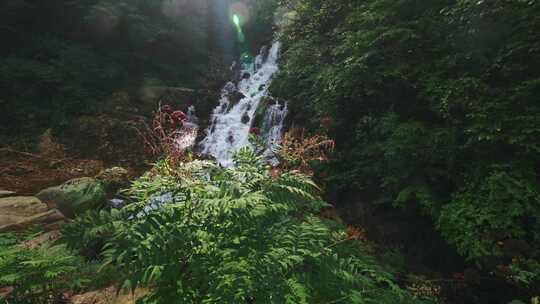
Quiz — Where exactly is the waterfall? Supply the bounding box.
[199,42,285,167]
[261,101,288,165]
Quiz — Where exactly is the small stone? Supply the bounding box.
[0,190,16,198]
[110,198,125,209]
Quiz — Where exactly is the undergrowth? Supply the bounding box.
[59,148,433,303]
[1,147,435,303]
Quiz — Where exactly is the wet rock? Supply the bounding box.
[229,91,246,105]
[241,112,251,124]
[259,45,269,62]
[259,84,266,91]
[252,102,268,127]
[0,196,64,232]
[230,61,242,82]
[36,177,107,218]
[242,72,251,79]
[110,198,125,209]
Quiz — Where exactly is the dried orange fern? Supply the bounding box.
[277,128,335,175]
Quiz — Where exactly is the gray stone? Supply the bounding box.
[0,190,16,198]
[0,196,64,232]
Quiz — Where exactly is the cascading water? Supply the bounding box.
[261,101,288,165]
[200,41,286,167]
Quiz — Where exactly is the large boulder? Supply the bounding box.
[36,177,107,218]
[0,196,64,232]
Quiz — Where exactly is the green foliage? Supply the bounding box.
[273,0,540,288]
[63,148,431,303]
[0,0,216,139]
[439,170,540,261]
[63,209,123,260]
[0,232,89,302]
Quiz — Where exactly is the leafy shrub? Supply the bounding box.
[61,148,431,303]
[438,169,540,286]
[277,128,335,175]
[273,0,540,288]
[0,232,88,302]
[63,209,123,261]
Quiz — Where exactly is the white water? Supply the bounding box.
[200,42,285,167]
[261,101,288,165]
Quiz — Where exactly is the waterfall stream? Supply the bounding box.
[199,42,286,167]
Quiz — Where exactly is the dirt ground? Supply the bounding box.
[0,147,142,196]
[0,147,105,195]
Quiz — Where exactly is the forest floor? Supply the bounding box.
[0,146,143,196]
[0,148,101,195]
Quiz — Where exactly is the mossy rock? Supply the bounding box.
[252,100,269,128]
[96,167,129,193]
[36,177,107,218]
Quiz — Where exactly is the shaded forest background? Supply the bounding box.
[1,0,540,302]
[272,0,540,301]
[0,0,276,144]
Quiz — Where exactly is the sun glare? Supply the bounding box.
[233,14,241,28]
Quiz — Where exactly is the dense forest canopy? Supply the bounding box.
[1,0,540,303]
[0,0,276,141]
[1,0,202,138]
[272,0,540,298]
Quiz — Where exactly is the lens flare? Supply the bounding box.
[233,14,240,28]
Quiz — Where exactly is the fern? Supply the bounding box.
[90,148,433,303]
[0,232,89,302]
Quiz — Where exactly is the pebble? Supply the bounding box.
[0,190,16,198]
